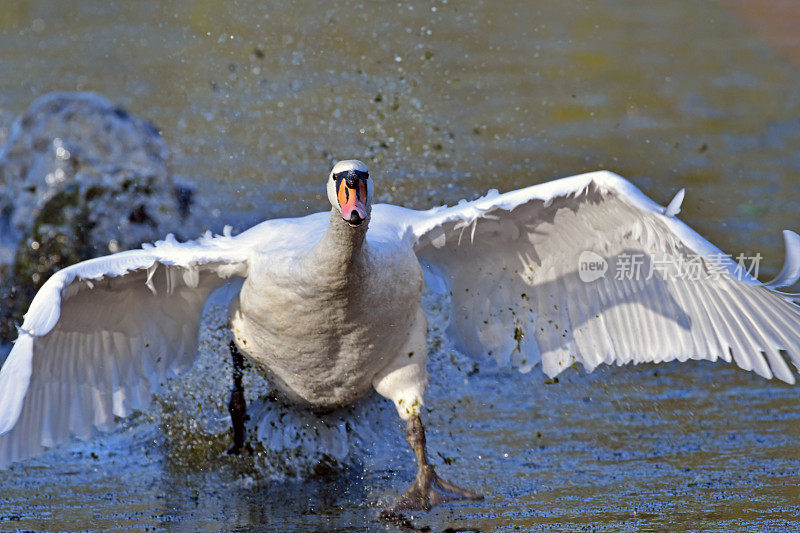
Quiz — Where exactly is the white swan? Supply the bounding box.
[2,160,800,514]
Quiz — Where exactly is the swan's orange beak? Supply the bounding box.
[338,178,367,226]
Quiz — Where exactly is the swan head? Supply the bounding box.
[327,160,373,227]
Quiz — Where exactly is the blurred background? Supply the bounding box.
[1,0,799,254]
[1,1,799,531]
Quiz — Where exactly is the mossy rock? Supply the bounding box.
[0,92,200,340]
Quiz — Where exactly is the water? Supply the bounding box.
[1,1,800,531]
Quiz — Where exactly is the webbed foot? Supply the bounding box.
[380,415,483,518]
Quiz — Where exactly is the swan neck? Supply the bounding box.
[311,209,368,269]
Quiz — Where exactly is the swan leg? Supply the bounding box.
[372,307,482,516]
[380,415,483,517]
[226,340,250,455]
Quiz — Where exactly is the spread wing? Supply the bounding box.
[0,228,250,467]
[373,171,800,382]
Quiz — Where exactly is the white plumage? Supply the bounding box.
[1,168,799,475]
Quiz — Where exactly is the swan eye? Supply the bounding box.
[333,170,369,182]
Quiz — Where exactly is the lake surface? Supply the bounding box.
[1,1,800,531]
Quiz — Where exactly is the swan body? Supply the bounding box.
[228,208,426,409]
[2,160,800,512]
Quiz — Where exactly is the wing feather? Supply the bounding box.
[373,171,800,384]
[0,229,250,467]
